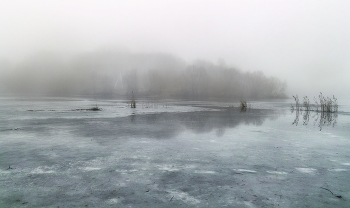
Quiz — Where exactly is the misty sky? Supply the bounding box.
[1,0,349,97]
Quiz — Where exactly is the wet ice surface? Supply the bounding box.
[1,97,350,207]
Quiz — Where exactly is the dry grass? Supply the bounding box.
[240,100,248,112]
[291,93,338,113]
[131,91,136,108]
[89,107,101,111]
[292,93,338,130]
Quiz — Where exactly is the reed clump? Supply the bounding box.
[130,91,136,108]
[89,107,101,111]
[291,93,338,130]
[131,99,136,108]
[291,93,338,113]
[240,100,250,112]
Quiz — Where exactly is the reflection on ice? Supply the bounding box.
[72,107,278,142]
[291,107,338,130]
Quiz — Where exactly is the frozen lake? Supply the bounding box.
[1,96,350,207]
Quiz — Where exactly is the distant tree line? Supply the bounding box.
[0,49,287,100]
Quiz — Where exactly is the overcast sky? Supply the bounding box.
[1,0,349,97]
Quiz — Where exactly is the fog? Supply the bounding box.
[1,1,349,99]
[0,49,287,100]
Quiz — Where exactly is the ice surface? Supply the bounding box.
[1,96,350,207]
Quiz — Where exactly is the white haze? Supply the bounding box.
[0,0,349,98]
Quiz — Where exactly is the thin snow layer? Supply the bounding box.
[107,198,119,204]
[296,168,317,174]
[80,167,102,171]
[328,169,347,172]
[1,98,350,207]
[266,171,288,175]
[31,167,56,174]
[236,169,257,173]
[168,190,201,204]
